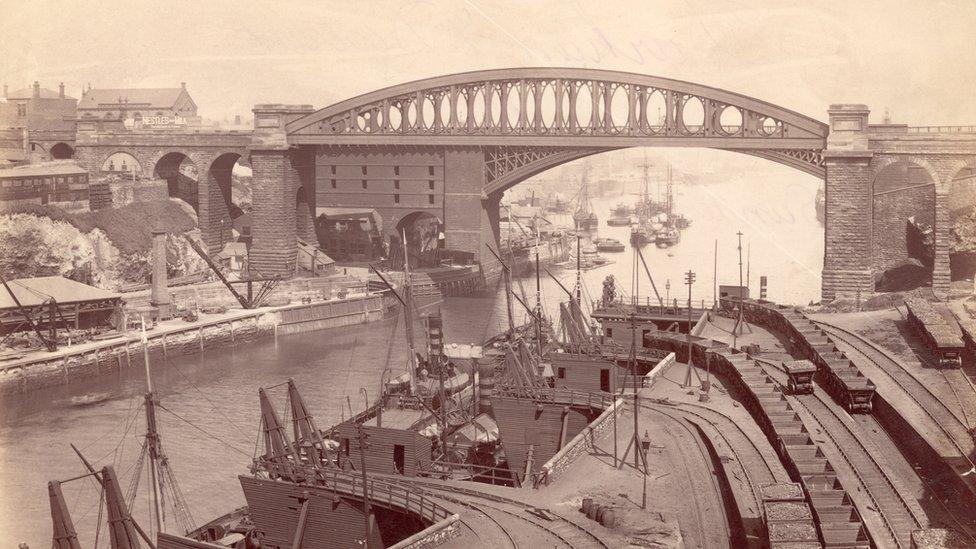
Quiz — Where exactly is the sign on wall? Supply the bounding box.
[124,115,187,128]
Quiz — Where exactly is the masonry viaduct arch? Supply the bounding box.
[73,130,251,253]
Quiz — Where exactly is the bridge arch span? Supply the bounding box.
[285,68,828,179]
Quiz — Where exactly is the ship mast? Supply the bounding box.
[142,325,165,535]
[401,228,418,394]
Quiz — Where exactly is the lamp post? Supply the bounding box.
[683,270,695,388]
[733,231,744,348]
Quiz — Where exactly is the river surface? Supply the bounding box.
[0,174,822,545]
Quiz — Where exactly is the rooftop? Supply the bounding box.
[79,87,189,110]
[4,87,74,101]
[0,276,120,310]
[0,161,87,178]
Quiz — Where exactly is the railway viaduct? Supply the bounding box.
[72,68,976,300]
[72,123,252,252]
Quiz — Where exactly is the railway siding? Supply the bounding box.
[644,332,869,548]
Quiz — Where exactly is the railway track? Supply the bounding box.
[815,321,976,463]
[792,391,925,549]
[753,356,927,548]
[383,476,611,548]
[644,405,732,549]
[646,402,784,514]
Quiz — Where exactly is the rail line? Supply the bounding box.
[792,391,924,549]
[384,476,611,548]
[646,402,781,514]
[754,355,925,548]
[645,405,732,549]
[815,321,976,464]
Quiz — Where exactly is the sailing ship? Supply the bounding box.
[654,164,682,248]
[628,156,658,245]
[572,163,599,231]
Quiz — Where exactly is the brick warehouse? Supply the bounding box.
[68,69,976,300]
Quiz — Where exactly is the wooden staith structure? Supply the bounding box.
[0,275,121,335]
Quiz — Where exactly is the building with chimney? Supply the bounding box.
[0,81,78,164]
[76,82,200,129]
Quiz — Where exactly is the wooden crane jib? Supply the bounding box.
[183,235,281,309]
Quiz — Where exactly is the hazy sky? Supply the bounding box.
[1,0,973,124]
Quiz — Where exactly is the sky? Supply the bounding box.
[1,0,974,125]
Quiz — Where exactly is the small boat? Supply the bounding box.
[606,216,631,226]
[629,225,654,246]
[69,391,113,407]
[655,227,681,248]
[593,237,625,253]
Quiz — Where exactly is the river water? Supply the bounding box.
[0,173,822,545]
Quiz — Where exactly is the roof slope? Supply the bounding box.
[79,88,185,109]
[0,276,120,309]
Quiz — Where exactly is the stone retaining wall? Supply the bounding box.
[0,294,396,398]
[390,515,462,549]
[540,397,625,484]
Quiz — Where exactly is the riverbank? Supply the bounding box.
[0,291,399,398]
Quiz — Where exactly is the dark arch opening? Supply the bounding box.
[395,211,443,267]
[49,142,74,159]
[948,165,976,282]
[154,152,199,212]
[872,161,937,292]
[206,152,250,249]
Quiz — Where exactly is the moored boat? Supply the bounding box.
[593,237,626,253]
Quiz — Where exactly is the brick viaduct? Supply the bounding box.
[72,69,976,301]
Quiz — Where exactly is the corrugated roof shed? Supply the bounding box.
[0,276,120,310]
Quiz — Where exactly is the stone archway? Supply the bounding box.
[153,152,199,211]
[871,159,938,291]
[947,162,976,281]
[49,142,74,159]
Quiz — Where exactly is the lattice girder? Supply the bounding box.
[287,68,827,152]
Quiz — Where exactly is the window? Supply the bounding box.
[428,194,434,205]
[394,180,400,189]
[361,165,367,175]
[557,367,566,379]
[605,328,613,337]
[428,166,434,176]
[340,438,350,456]
[362,179,367,189]
[330,165,336,175]
[428,180,434,190]
[394,193,400,204]
[17,104,26,117]
[57,177,64,183]
[394,165,400,176]
[331,179,336,189]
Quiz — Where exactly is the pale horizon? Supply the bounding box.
[2,0,974,125]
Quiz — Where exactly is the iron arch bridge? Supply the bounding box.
[285,68,829,179]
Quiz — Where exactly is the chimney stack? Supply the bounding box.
[150,230,173,316]
[32,81,40,98]
[59,82,65,98]
[181,82,186,90]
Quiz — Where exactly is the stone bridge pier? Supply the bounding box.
[248,105,506,278]
[823,105,976,300]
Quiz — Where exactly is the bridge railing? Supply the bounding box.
[906,125,976,134]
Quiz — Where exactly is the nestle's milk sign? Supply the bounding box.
[125,115,187,128]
